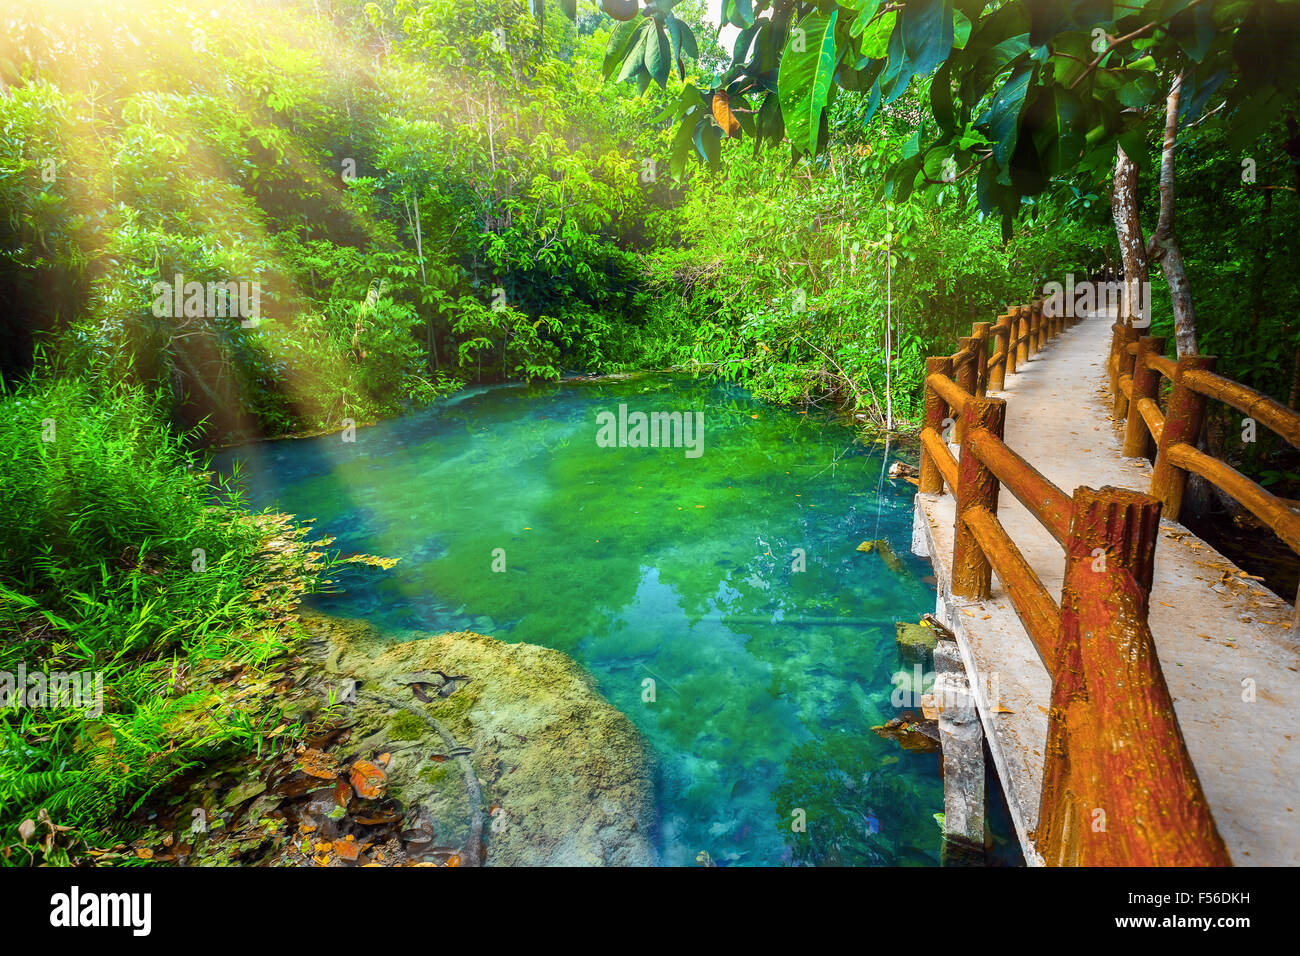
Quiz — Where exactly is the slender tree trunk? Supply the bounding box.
[1145,72,1215,515]
[1111,144,1148,328]
[1148,72,1198,357]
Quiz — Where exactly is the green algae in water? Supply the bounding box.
[215,374,952,865]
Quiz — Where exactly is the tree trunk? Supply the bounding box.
[1110,145,1148,328]
[1147,72,1198,357]
[1145,71,1213,517]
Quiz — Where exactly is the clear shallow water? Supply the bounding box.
[215,374,967,866]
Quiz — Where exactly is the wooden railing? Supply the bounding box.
[1107,320,1300,630]
[919,299,1231,866]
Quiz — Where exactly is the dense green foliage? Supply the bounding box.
[2,0,1299,860]
[0,379,325,859]
[1,0,1119,441]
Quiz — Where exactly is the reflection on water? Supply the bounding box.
[214,374,1012,866]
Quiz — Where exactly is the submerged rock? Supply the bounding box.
[299,610,655,866]
[895,621,938,663]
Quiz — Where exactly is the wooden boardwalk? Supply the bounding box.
[913,309,1300,866]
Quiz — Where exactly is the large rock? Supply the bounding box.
[300,611,655,866]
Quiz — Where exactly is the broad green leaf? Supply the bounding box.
[952,9,971,49]
[777,10,842,155]
[901,0,954,79]
[666,15,698,79]
[930,62,956,130]
[602,18,645,80]
[726,0,755,29]
[1170,0,1215,63]
[1032,86,1085,174]
[644,21,671,88]
[1026,0,1112,47]
[852,9,896,54]
[1116,71,1159,108]
[694,118,722,167]
[1226,87,1284,151]
[616,23,650,83]
[670,113,701,176]
[983,66,1033,176]
[756,89,785,147]
[1116,127,1148,168]
[1178,67,1228,127]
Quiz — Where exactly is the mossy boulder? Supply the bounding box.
[299,610,655,866]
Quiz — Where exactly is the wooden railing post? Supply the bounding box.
[920,355,954,494]
[973,321,991,397]
[1005,309,1019,379]
[955,336,977,442]
[951,396,1007,600]
[1122,336,1166,460]
[990,316,1009,391]
[1112,323,1139,419]
[1031,300,1044,354]
[1106,321,1125,402]
[1015,305,1030,367]
[1040,486,1230,866]
[1150,354,1217,521]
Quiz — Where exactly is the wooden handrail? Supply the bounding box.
[920,426,959,490]
[915,298,1229,866]
[927,371,969,415]
[1146,352,1178,381]
[1182,368,1300,448]
[1167,443,1300,551]
[961,504,1062,664]
[919,356,955,494]
[1137,397,1165,444]
[965,425,1073,546]
[1123,337,1166,459]
[1106,324,1300,629]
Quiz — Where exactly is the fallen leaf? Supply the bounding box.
[350,760,387,799]
[299,748,340,780]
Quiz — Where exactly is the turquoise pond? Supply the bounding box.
[213,373,1020,866]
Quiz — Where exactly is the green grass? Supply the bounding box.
[0,377,326,863]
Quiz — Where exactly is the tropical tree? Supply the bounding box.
[576,0,1300,353]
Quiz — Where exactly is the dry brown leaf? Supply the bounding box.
[299,748,339,780]
[712,90,740,137]
[350,760,387,799]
